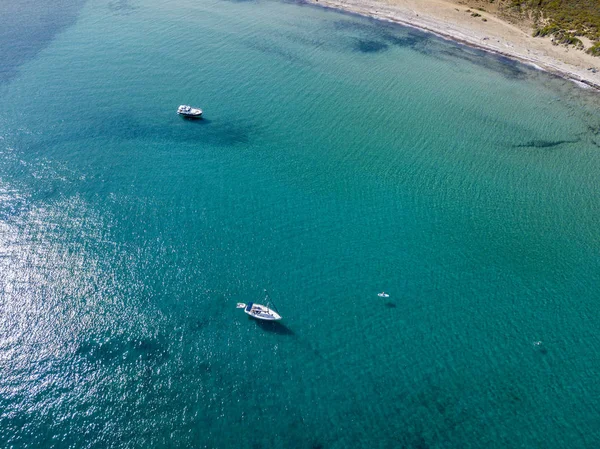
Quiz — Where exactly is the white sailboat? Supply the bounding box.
[237,292,282,321]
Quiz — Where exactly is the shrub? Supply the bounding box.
[588,42,600,56]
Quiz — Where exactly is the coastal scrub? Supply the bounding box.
[508,0,600,54]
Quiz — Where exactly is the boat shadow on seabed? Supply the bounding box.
[251,318,295,336]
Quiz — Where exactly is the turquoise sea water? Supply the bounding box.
[2,0,600,447]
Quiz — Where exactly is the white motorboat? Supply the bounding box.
[177,104,203,118]
[378,292,390,298]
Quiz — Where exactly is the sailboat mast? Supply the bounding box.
[264,289,278,313]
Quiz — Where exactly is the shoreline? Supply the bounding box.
[306,0,600,91]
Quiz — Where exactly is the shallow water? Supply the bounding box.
[1,0,600,448]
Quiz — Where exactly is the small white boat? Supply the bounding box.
[177,104,203,118]
[378,292,389,298]
[237,292,282,321]
[237,302,282,321]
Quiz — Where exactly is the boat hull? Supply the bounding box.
[244,303,282,321]
[177,111,202,119]
[244,311,281,321]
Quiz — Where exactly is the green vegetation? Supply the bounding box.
[589,42,600,56]
[502,0,600,54]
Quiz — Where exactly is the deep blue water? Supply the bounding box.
[1,0,600,448]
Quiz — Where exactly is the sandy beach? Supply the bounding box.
[307,0,600,89]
